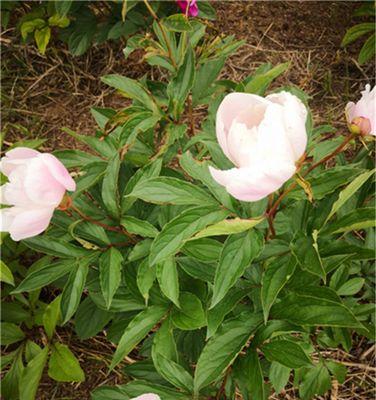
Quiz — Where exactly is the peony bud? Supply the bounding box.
[0,147,76,241]
[346,84,375,136]
[209,91,308,202]
[176,0,199,17]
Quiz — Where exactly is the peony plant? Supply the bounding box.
[1,6,375,400]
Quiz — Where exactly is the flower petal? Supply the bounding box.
[0,147,39,177]
[1,206,54,241]
[40,154,76,192]
[266,91,308,160]
[132,394,161,400]
[24,158,66,207]
[209,161,296,202]
[216,93,269,164]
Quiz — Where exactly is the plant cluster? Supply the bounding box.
[1,3,375,400]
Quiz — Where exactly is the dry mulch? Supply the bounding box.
[1,1,375,399]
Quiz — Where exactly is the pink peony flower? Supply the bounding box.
[346,84,375,136]
[209,91,308,202]
[0,147,76,241]
[131,395,161,400]
[176,0,199,17]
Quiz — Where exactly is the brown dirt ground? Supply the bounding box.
[1,1,375,399]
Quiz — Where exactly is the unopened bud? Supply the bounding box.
[349,116,372,136]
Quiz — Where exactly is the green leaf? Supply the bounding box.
[271,289,363,328]
[337,277,365,296]
[156,257,180,307]
[211,230,263,308]
[193,312,263,394]
[326,360,347,384]
[0,261,14,285]
[167,45,195,119]
[0,322,25,345]
[128,176,216,206]
[321,207,375,235]
[149,205,230,265]
[262,340,312,368]
[34,26,51,54]
[152,352,194,392]
[48,14,70,28]
[359,33,375,65]
[101,74,159,114]
[171,292,206,330]
[136,258,155,304]
[75,297,112,340]
[43,295,61,340]
[19,346,49,400]
[61,262,89,324]
[192,57,225,105]
[55,0,72,17]
[23,236,89,258]
[234,349,265,400]
[21,18,45,39]
[341,23,375,47]
[207,287,248,339]
[99,247,123,309]
[121,216,159,238]
[179,151,234,210]
[12,261,74,294]
[177,257,216,283]
[269,361,291,395]
[102,153,121,218]
[261,255,297,323]
[54,149,101,168]
[324,169,375,225]
[48,343,85,382]
[182,238,222,263]
[299,362,331,400]
[194,216,264,239]
[163,14,192,32]
[291,234,326,281]
[244,62,290,95]
[110,305,167,370]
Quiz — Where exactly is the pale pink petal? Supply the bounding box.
[5,207,54,241]
[209,161,295,202]
[266,91,308,160]
[40,154,76,191]
[353,85,376,135]
[24,158,66,207]
[0,208,15,232]
[131,394,161,400]
[0,147,39,176]
[0,182,30,206]
[345,102,356,124]
[216,93,269,164]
